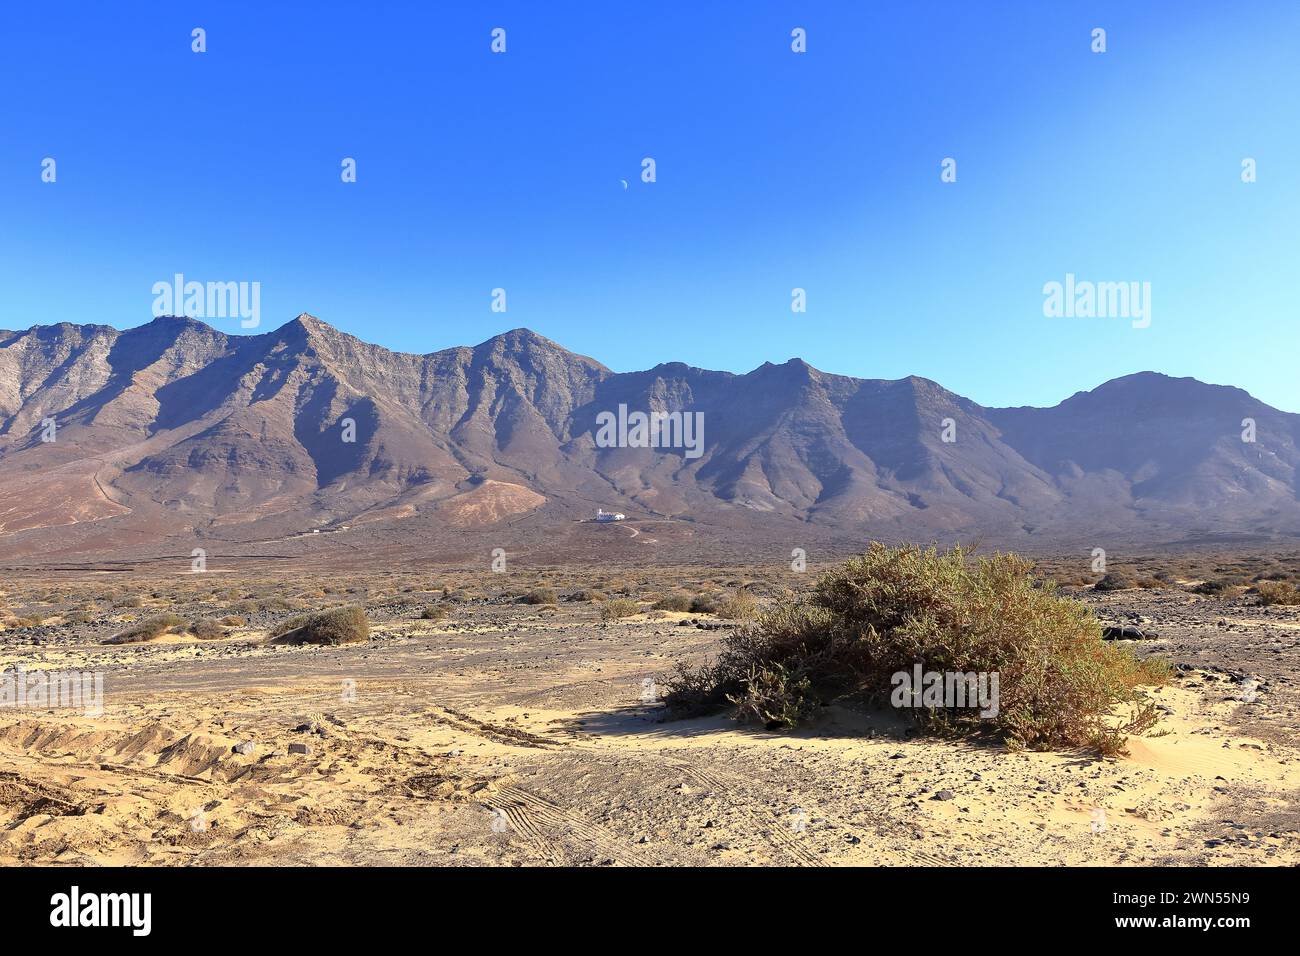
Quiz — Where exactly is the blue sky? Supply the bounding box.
[2,1,1297,411]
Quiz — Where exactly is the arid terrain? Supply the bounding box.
[4,318,1298,867]
[2,554,1298,867]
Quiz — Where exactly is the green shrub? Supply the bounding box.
[268,605,369,645]
[664,543,1167,755]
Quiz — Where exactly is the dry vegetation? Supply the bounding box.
[268,605,370,645]
[1,546,1298,867]
[1035,548,1300,596]
[3,547,1299,646]
[599,597,640,620]
[103,613,186,645]
[665,544,1169,754]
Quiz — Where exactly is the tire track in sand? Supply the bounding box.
[479,785,661,866]
[660,756,826,866]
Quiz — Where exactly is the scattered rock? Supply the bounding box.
[1102,625,1158,640]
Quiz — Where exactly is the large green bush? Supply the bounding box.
[664,543,1167,755]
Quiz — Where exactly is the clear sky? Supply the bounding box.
[2,1,1296,411]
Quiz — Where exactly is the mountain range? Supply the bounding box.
[1,313,1296,566]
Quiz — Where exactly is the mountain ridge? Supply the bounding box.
[1,313,1296,563]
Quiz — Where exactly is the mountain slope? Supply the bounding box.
[1,314,1296,562]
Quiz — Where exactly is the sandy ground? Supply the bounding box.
[1,587,1298,867]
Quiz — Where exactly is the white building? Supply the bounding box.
[595,508,625,522]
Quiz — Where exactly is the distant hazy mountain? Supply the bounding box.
[1,314,1296,564]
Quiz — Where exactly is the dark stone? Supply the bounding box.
[1102,625,1158,640]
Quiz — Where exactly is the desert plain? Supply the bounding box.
[2,547,1298,868]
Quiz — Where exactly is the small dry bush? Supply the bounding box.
[189,618,228,640]
[1255,580,1300,606]
[715,589,759,620]
[1093,571,1135,591]
[567,589,606,602]
[104,613,186,645]
[420,604,450,621]
[653,592,694,612]
[600,598,639,620]
[1078,568,1165,592]
[683,589,758,618]
[268,606,369,645]
[1192,579,1242,597]
[519,587,558,605]
[664,543,1167,755]
[688,593,719,614]
[260,596,304,612]
[1053,573,1094,588]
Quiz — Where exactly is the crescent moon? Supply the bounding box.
[620,179,628,190]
